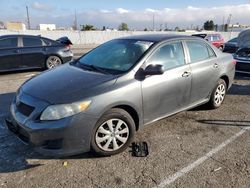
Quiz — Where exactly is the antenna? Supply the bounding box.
[26,5,31,30]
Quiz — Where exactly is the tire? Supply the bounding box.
[208,79,227,109]
[91,108,136,156]
[46,55,62,69]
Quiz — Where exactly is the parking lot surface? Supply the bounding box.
[0,70,250,188]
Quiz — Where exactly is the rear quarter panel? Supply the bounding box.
[216,50,235,89]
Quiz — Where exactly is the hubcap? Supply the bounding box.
[95,119,129,152]
[214,84,226,105]
[46,56,61,69]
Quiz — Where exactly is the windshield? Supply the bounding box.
[229,38,237,43]
[78,39,153,73]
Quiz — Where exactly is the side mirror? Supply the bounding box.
[144,64,164,76]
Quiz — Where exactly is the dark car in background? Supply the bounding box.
[234,29,250,75]
[0,35,73,72]
[6,34,235,157]
[192,33,225,51]
[223,38,238,54]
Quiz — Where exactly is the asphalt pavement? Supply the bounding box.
[0,69,250,188]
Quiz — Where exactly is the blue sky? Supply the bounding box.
[1,0,250,29]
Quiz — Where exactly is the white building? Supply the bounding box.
[39,24,56,31]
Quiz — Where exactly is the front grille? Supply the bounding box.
[16,102,35,117]
[236,62,250,72]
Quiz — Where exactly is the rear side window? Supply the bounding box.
[42,38,58,46]
[23,37,42,47]
[0,37,18,49]
[207,45,216,58]
[186,41,210,63]
[147,42,185,70]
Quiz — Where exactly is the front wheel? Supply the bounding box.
[208,79,227,109]
[91,108,135,156]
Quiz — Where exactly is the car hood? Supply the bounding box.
[21,63,118,104]
[238,29,250,48]
[225,42,238,47]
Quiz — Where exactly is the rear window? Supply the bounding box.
[0,37,18,49]
[42,38,58,46]
[211,35,221,41]
[23,37,43,47]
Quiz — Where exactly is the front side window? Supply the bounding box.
[0,37,18,49]
[186,41,210,63]
[23,37,42,47]
[146,42,185,70]
[78,39,153,73]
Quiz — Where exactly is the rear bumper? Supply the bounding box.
[6,100,98,157]
[60,50,74,63]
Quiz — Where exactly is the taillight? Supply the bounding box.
[232,60,237,65]
[64,44,72,50]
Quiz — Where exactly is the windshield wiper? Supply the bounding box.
[76,62,110,74]
[88,64,111,74]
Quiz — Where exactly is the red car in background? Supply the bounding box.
[192,34,225,51]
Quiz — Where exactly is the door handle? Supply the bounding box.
[213,63,219,68]
[182,71,191,77]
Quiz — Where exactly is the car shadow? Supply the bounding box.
[0,68,42,76]
[228,83,250,95]
[0,92,15,117]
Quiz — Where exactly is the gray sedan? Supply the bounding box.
[6,34,235,157]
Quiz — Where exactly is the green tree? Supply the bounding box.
[118,23,129,31]
[144,28,148,31]
[81,24,95,31]
[203,20,215,31]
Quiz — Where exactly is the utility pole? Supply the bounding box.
[26,5,31,30]
[152,13,155,31]
[222,16,225,31]
[74,10,78,30]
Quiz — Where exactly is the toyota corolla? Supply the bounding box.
[6,34,235,157]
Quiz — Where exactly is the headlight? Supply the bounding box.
[40,100,91,121]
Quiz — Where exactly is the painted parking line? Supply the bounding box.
[24,73,36,78]
[155,127,250,188]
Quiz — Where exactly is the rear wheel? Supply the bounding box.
[91,108,135,156]
[208,79,227,109]
[46,56,62,69]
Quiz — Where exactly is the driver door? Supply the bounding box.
[141,41,192,124]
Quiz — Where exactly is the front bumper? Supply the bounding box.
[6,93,98,157]
[234,58,250,74]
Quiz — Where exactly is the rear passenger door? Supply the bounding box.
[185,40,219,104]
[20,36,46,68]
[0,36,22,71]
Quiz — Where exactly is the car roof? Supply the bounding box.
[0,34,44,39]
[119,34,196,43]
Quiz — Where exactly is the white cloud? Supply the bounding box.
[32,2,53,11]
[145,8,157,13]
[100,9,112,14]
[3,4,250,29]
[116,8,130,14]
